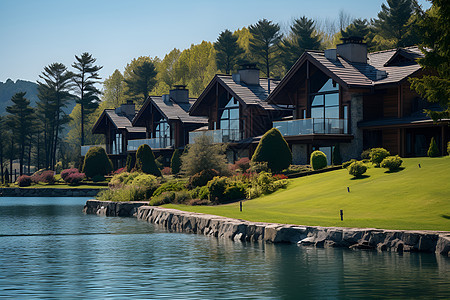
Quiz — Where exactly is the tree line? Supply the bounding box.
[2,0,447,181]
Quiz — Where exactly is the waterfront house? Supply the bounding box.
[130,85,207,165]
[88,101,146,169]
[267,37,449,164]
[188,64,290,162]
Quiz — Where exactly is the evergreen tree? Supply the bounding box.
[82,146,113,178]
[372,0,419,48]
[248,19,282,77]
[251,128,292,173]
[126,153,136,172]
[341,18,370,40]
[124,59,157,105]
[102,69,125,108]
[0,116,6,182]
[6,92,35,175]
[72,52,103,146]
[281,16,322,70]
[170,149,182,174]
[135,144,161,176]
[409,0,450,121]
[36,63,74,169]
[427,137,440,157]
[214,29,244,74]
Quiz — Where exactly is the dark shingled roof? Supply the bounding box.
[92,109,146,134]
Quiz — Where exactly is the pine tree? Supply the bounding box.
[281,16,322,71]
[214,29,244,74]
[409,0,450,121]
[124,59,157,105]
[341,19,370,40]
[72,52,103,146]
[427,137,440,157]
[170,149,182,174]
[248,19,282,77]
[251,128,292,173]
[6,92,35,175]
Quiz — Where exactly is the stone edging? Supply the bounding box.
[83,200,450,256]
[1,187,106,197]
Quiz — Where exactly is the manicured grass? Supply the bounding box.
[165,157,450,231]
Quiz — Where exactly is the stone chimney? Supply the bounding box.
[116,100,135,119]
[336,37,367,64]
[233,63,260,85]
[169,85,189,104]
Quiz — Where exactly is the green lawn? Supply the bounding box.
[165,157,450,231]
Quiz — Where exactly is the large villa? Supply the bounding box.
[83,38,449,168]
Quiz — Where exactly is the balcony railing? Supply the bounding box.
[127,138,173,151]
[189,129,242,144]
[273,118,347,136]
[80,144,106,156]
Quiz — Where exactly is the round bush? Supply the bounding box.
[427,137,440,157]
[380,155,403,171]
[310,150,327,170]
[61,168,79,181]
[251,128,292,173]
[370,148,390,167]
[348,161,367,178]
[129,174,160,199]
[189,169,220,188]
[152,181,186,197]
[17,175,32,187]
[135,144,161,176]
[224,182,246,201]
[82,147,113,178]
[206,176,229,203]
[342,159,357,169]
[65,172,85,185]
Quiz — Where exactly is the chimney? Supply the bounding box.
[116,100,135,119]
[324,49,337,61]
[169,85,189,104]
[336,36,367,64]
[235,63,260,85]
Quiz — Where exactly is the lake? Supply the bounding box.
[0,197,449,299]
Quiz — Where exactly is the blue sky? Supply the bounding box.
[0,0,431,83]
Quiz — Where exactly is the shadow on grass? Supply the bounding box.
[385,167,405,174]
[441,215,450,220]
[350,175,370,180]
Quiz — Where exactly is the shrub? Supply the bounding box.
[109,172,130,189]
[113,167,126,175]
[152,181,186,197]
[189,169,220,188]
[170,149,182,174]
[332,144,342,165]
[31,170,55,184]
[248,161,269,173]
[370,148,390,167]
[257,171,276,194]
[65,172,85,185]
[92,174,105,182]
[273,174,288,180]
[135,144,161,176]
[54,161,63,174]
[129,174,160,199]
[381,155,403,172]
[348,161,367,178]
[82,147,113,178]
[342,159,357,169]
[150,191,175,206]
[360,149,372,160]
[310,151,327,170]
[448,141,450,155]
[232,157,250,173]
[161,167,171,175]
[181,134,228,176]
[427,137,440,157]
[17,175,32,187]
[223,181,246,201]
[126,153,136,172]
[206,176,229,203]
[155,155,164,170]
[61,168,79,181]
[251,128,292,173]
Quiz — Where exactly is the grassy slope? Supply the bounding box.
[165,157,450,231]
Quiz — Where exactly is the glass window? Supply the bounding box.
[155,120,172,148]
[318,79,339,93]
[309,78,340,125]
[219,97,240,141]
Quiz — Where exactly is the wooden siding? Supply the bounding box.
[382,129,399,155]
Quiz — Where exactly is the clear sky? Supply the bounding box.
[0,0,431,84]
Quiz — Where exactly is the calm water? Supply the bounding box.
[0,197,449,299]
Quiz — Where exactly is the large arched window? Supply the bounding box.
[219,97,240,141]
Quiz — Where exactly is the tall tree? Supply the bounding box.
[37,63,74,169]
[124,57,157,105]
[214,29,244,74]
[409,0,450,121]
[153,48,182,95]
[5,92,35,175]
[372,0,419,48]
[72,52,103,146]
[102,69,125,107]
[248,19,282,77]
[281,16,322,70]
[0,116,6,182]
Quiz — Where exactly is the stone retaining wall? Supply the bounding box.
[1,187,105,197]
[83,200,450,256]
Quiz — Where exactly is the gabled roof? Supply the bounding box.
[190,74,285,115]
[133,95,208,126]
[268,46,424,103]
[92,109,146,134]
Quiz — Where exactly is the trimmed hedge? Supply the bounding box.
[348,161,367,178]
[310,150,327,170]
[82,147,113,178]
[170,149,182,174]
[381,155,403,171]
[251,128,292,173]
[135,144,161,176]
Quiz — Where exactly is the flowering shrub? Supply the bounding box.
[17,175,32,187]
[65,172,85,185]
[31,170,55,184]
[273,174,288,180]
[161,167,171,175]
[113,167,126,175]
[61,168,79,181]
[230,157,251,173]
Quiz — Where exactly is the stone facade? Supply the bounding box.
[341,94,364,161]
[291,144,308,165]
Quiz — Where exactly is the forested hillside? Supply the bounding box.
[0,79,39,114]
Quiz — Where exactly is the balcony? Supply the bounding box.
[80,144,106,156]
[189,129,243,144]
[127,138,173,151]
[273,118,347,136]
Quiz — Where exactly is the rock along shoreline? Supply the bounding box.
[84,200,450,257]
